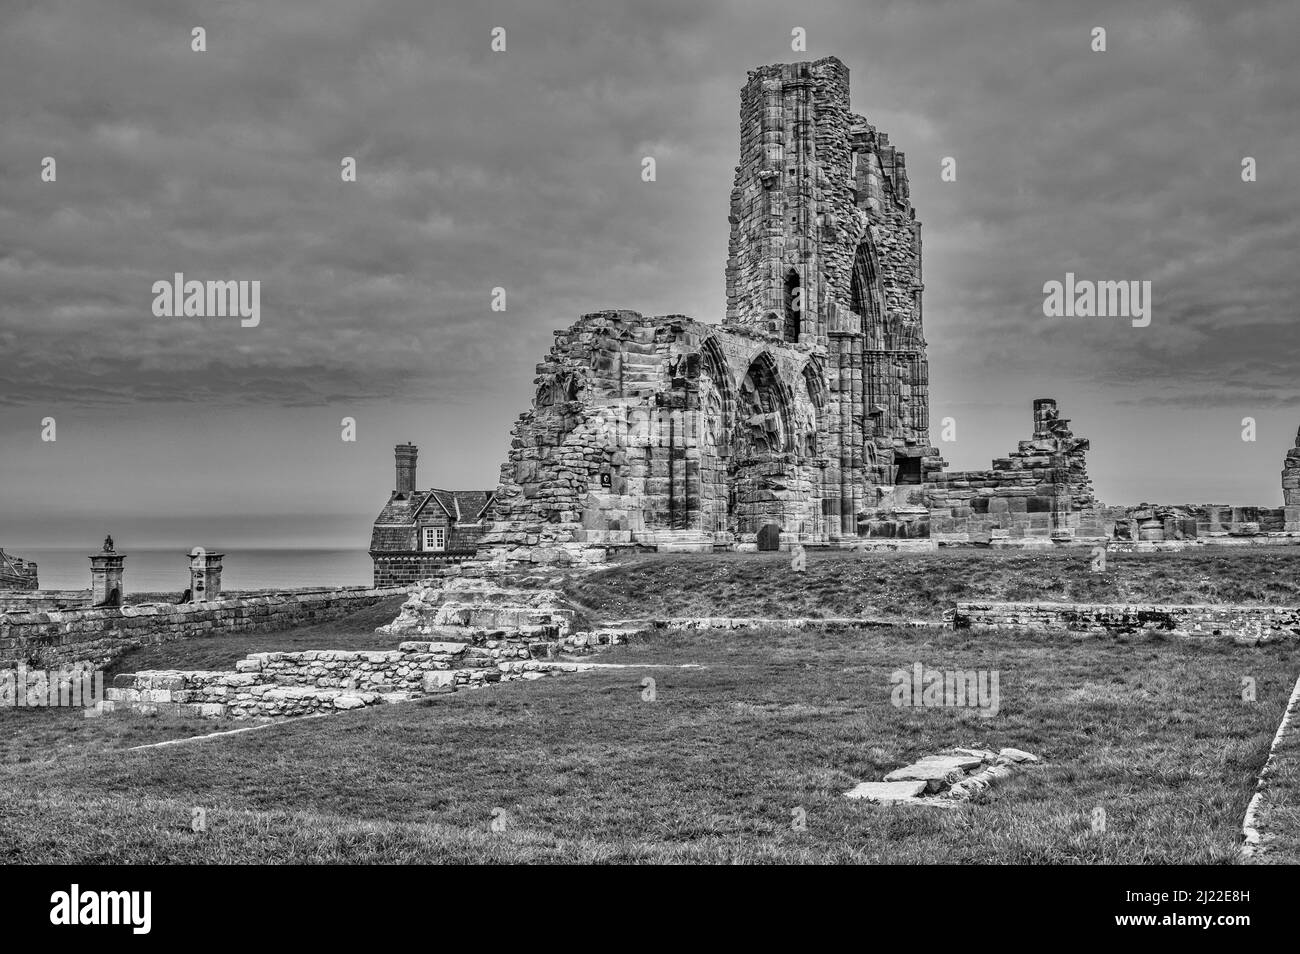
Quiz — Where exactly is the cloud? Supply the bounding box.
[0,0,1297,512]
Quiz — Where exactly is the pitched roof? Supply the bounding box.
[451,490,497,521]
[372,490,433,525]
[372,489,497,525]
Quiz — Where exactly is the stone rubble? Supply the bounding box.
[846,747,1041,806]
[92,575,625,721]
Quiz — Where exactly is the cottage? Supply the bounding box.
[369,443,495,585]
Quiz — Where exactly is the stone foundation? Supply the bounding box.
[94,574,629,720]
[954,601,1300,642]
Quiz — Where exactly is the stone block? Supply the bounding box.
[844,780,928,802]
[422,671,458,693]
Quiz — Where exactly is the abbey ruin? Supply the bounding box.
[369,56,1300,578]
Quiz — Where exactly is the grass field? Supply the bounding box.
[1250,685,1300,865]
[0,596,412,762]
[104,595,410,679]
[3,603,1296,862]
[564,548,1300,622]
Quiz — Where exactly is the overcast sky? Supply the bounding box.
[2,0,1298,549]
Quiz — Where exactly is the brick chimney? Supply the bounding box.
[395,443,418,494]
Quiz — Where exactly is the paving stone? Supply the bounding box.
[884,754,982,783]
[845,780,928,802]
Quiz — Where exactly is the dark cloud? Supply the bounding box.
[1,0,1298,538]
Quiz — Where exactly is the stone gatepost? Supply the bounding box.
[188,548,225,601]
[89,535,125,607]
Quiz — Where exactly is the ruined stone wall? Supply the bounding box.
[0,551,38,590]
[479,58,951,564]
[918,399,1105,544]
[955,601,1300,642]
[723,56,935,504]
[0,590,90,613]
[480,310,834,562]
[99,576,622,720]
[100,642,609,720]
[0,587,404,669]
[1283,428,1300,531]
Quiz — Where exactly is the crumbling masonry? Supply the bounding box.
[479,57,949,561]
[387,56,1299,570]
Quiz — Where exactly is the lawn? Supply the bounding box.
[2,617,1295,863]
[0,596,413,761]
[564,548,1300,622]
[1249,685,1300,864]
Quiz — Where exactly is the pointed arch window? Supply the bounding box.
[849,238,883,329]
[783,269,801,342]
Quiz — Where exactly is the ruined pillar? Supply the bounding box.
[1032,399,1059,439]
[835,335,854,535]
[850,334,864,529]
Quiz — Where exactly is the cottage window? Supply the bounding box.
[423,527,446,551]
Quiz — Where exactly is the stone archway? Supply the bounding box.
[757,523,782,551]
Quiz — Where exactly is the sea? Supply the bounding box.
[15,548,374,592]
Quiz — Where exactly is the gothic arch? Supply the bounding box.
[699,336,734,449]
[736,351,794,457]
[849,232,885,332]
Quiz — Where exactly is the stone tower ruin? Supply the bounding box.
[381,56,1300,571]
[725,57,936,525]
[476,56,944,563]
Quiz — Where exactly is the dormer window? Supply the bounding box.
[422,527,446,551]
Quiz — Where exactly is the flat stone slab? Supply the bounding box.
[951,748,997,762]
[998,747,1040,764]
[844,780,928,802]
[884,754,983,782]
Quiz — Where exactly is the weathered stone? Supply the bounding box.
[844,780,928,802]
[885,754,982,782]
[998,747,1040,764]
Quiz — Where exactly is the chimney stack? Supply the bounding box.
[395,443,418,494]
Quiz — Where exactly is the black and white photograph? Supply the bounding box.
[1,0,1296,911]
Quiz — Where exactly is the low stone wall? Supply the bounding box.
[101,640,610,719]
[94,573,627,720]
[0,587,405,669]
[0,590,90,613]
[954,601,1300,642]
[603,615,930,631]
